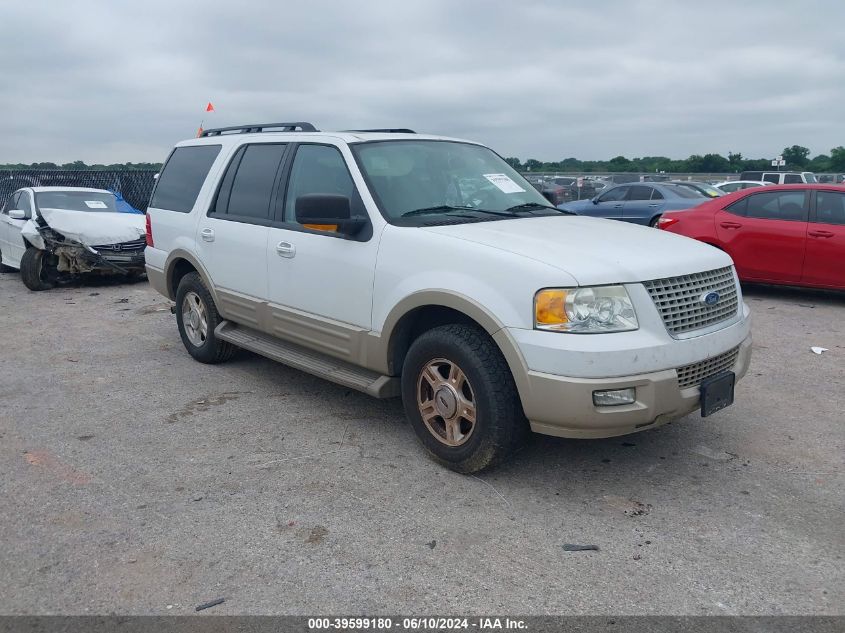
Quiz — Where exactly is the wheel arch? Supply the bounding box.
[375,291,531,408]
[163,249,220,305]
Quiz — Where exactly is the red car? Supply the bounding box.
[658,184,845,290]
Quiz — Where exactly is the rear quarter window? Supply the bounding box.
[150,145,221,213]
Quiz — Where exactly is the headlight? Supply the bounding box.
[534,286,638,333]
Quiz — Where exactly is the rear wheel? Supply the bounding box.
[649,215,662,227]
[20,247,55,291]
[401,324,527,473]
[175,272,237,363]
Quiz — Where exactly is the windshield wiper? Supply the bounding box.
[401,205,475,217]
[504,202,571,214]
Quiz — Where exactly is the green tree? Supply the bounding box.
[829,146,845,172]
[504,157,522,170]
[782,145,810,168]
[807,154,831,172]
[728,152,743,171]
[608,155,632,171]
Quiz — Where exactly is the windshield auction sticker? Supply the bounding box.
[483,173,525,193]
[84,200,108,209]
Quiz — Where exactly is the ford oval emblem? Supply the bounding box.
[700,291,720,306]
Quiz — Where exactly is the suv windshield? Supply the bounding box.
[351,140,556,223]
[36,191,117,212]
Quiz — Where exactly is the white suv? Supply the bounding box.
[145,122,751,472]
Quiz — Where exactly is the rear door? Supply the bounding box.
[586,185,629,220]
[623,185,662,225]
[714,189,809,283]
[196,143,287,311]
[802,189,845,288]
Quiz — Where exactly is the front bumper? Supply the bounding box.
[520,333,751,438]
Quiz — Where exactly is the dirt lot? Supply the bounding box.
[0,272,842,615]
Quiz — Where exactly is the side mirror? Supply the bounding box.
[592,197,599,205]
[8,209,26,220]
[295,194,365,235]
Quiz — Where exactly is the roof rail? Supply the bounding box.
[200,122,318,137]
[343,128,416,134]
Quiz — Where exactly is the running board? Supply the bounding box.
[215,321,400,398]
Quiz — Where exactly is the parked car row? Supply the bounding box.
[557,182,711,226]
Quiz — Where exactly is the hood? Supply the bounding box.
[421,215,732,286]
[37,208,146,247]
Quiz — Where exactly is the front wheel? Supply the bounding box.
[175,272,237,364]
[20,247,55,291]
[401,324,527,473]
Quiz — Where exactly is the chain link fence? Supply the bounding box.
[0,170,157,212]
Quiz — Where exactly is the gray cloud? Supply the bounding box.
[1,0,842,164]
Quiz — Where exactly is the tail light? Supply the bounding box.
[145,213,154,247]
[657,216,679,230]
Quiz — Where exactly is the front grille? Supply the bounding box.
[643,266,738,335]
[676,346,740,389]
[92,238,147,253]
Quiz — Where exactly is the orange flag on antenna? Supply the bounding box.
[197,126,204,137]
[206,102,215,112]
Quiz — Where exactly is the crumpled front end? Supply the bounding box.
[23,210,147,276]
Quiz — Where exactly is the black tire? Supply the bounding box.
[20,247,55,291]
[649,215,662,227]
[175,272,237,364]
[401,323,527,473]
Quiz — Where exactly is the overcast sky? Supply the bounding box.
[1,0,842,164]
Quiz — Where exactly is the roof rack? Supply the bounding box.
[200,122,318,137]
[343,128,416,134]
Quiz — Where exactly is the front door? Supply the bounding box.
[802,189,845,288]
[195,143,287,325]
[0,191,32,265]
[587,185,629,220]
[715,189,809,283]
[266,143,379,360]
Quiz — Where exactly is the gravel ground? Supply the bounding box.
[0,272,842,615]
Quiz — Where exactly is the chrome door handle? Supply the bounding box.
[648,203,659,207]
[200,228,215,242]
[613,204,623,208]
[276,241,296,258]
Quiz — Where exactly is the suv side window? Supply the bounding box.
[628,185,652,201]
[212,143,286,221]
[283,145,357,224]
[745,191,807,221]
[150,145,221,213]
[762,173,780,184]
[783,174,802,184]
[815,191,845,225]
[598,185,629,202]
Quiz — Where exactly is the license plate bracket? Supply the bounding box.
[700,371,735,417]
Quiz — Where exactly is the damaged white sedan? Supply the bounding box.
[0,187,146,291]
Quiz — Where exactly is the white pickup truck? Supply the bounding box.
[145,123,751,472]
